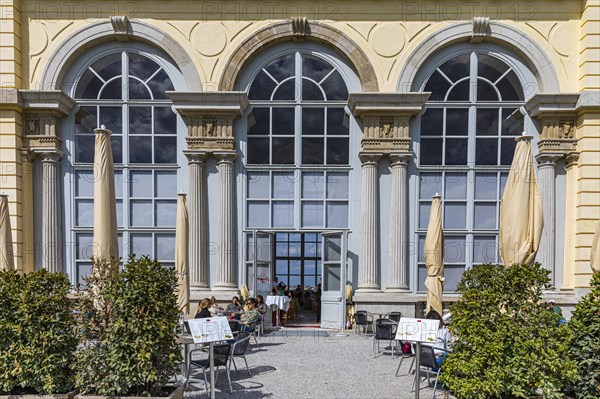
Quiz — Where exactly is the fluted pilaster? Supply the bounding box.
[562,153,579,290]
[185,151,208,287]
[536,153,561,284]
[40,151,62,273]
[387,153,411,291]
[215,152,237,288]
[358,153,381,292]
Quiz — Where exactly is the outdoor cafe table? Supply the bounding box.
[176,334,195,378]
[266,295,290,327]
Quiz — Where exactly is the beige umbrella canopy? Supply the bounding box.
[424,194,444,317]
[0,194,15,271]
[591,219,600,273]
[175,193,190,314]
[499,134,543,266]
[92,126,119,263]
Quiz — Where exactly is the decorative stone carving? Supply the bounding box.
[291,17,308,40]
[471,17,490,42]
[110,16,130,41]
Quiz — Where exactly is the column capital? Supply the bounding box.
[184,150,208,164]
[564,152,580,169]
[215,151,237,164]
[359,152,383,165]
[535,152,563,167]
[389,152,412,166]
[38,150,63,163]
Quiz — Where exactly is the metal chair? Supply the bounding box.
[386,311,402,322]
[372,318,398,358]
[230,331,252,376]
[354,310,374,336]
[395,341,416,376]
[411,344,447,399]
[185,343,233,394]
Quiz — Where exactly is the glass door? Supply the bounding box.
[246,230,273,299]
[320,231,347,330]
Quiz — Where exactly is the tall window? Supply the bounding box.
[70,51,180,283]
[416,51,525,292]
[245,52,350,229]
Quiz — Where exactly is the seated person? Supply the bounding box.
[239,298,261,332]
[256,295,268,315]
[195,298,211,319]
[208,295,223,316]
[423,310,452,369]
[225,296,243,318]
[548,300,567,325]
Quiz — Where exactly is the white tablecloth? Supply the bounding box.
[266,295,290,312]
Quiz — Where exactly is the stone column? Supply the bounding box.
[215,151,237,289]
[535,153,561,284]
[40,151,63,273]
[358,153,382,292]
[185,151,208,288]
[562,153,579,290]
[387,153,411,291]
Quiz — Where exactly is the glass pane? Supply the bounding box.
[147,70,173,99]
[420,173,442,199]
[99,78,122,99]
[324,264,341,291]
[265,54,295,82]
[271,137,294,164]
[76,233,93,260]
[129,136,152,163]
[419,202,431,229]
[445,138,468,165]
[289,275,301,287]
[276,242,288,257]
[500,173,509,197]
[302,79,324,101]
[302,201,323,227]
[248,172,269,198]
[154,136,177,163]
[327,138,349,164]
[130,200,153,226]
[439,54,470,82]
[273,172,294,199]
[327,108,348,135]
[476,139,498,165]
[76,170,94,197]
[326,202,348,228]
[75,106,97,132]
[247,138,269,164]
[75,136,95,163]
[302,54,333,82]
[478,54,508,83]
[445,173,467,199]
[500,138,517,165]
[502,108,522,136]
[272,201,294,228]
[302,108,324,135]
[420,138,442,165]
[272,107,294,135]
[496,70,523,101]
[156,234,175,260]
[91,54,121,81]
[477,79,499,101]
[249,70,277,100]
[476,108,499,135]
[304,275,316,287]
[130,233,153,257]
[247,201,269,228]
[154,107,177,134]
[474,202,497,229]
[128,53,159,81]
[474,236,497,263]
[289,242,301,256]
[155,171,177,197]
[445,109,469,135]
[114,170,123,197]
[111,136,123,164]
[304,260,316,274]
[326,173,349,199]
[77,70,103,99]
[444,203,466,229]
[418,235,425,263]
[305,242,317,257]
[256,234,272,262]
[76,199,93,227]
[421,108,443,135]
[324,235,341,261]
[273,80,298,101]
[446,80,470,101]
[77,263,93,286]
[129,107,151,134]
[276,276,289,287]
[129,77,152,100]
[276,260,288,275]
[302,138,324,164]
[156,200,177,227]
[424,70,451,101]
[99,106,122,133]
[444,236,466,263]
[130,171,152,197]
[417,264,427,291]
[443,266,465,292]
[302,172,324,198]
[475,173,498,199]
[289,260,302,275]
[249,107,269,135]
[321,70,348,100]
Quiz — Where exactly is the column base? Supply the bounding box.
[385,286,410,292]
[355,286,382,293]
[213,282,238,289]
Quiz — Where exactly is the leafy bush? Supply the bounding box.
[440,263,576,399]
[75,256,181,396]
[0,270,77,394]
[568,272,600,398]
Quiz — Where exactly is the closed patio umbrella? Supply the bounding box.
[0,194,15,271]
[175,193,190,314]
[92,126,119,264]
[591,219,600,273]
[499,134,543,266]
[424,193,444,317]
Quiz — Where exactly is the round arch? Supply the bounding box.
[396,21,560,94]
[41,20,202,91]
[219,21,378,92]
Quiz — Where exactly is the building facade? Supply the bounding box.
[1,0,599,320]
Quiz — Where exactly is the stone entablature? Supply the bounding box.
[168,91,249,152]
[348,93,430,153]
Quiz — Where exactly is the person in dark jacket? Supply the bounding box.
[195,298,211,319]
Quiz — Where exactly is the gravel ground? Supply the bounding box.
[182,329,449,399]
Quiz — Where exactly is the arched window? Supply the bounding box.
[415,50,527,292]
[67,48,184,284]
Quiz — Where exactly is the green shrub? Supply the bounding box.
[0,270,77,394]
[440,263,576,399]
[568,272,600,398]
[75,256,182,396]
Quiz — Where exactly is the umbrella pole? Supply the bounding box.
[209,342,215,399]
[415,341,421,399]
